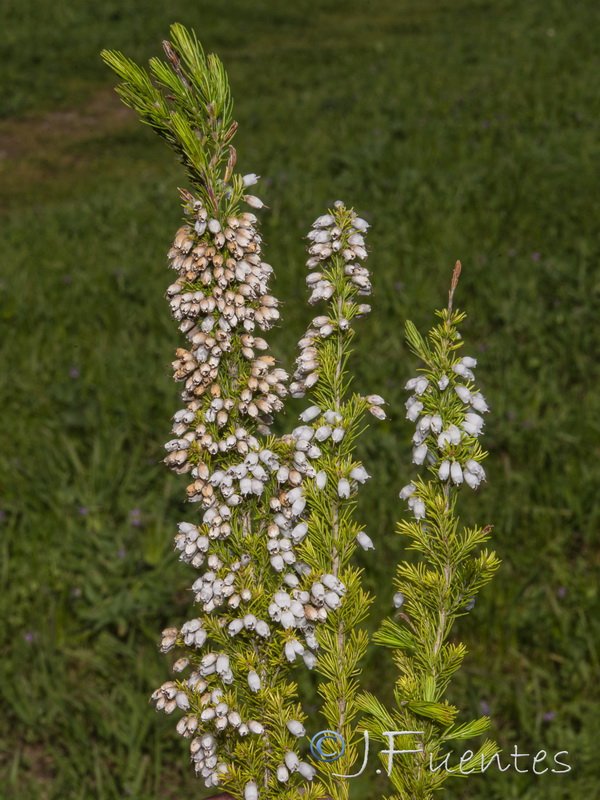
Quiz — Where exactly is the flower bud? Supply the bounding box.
[399,483,415,500]
[244,781,258,800]
[315,470,327,489]
[303,651,317,669]
[299,405,321,422]
[297,762,316,780]
[286,720,306,737]
[337,478,351,498]
[450,461,463,484]
[244,195,264,209]
[284,750,300,771]
[412,444,427,465]
[248,670,261,692]
[412,498,426,520]
[350,465,370,482]
[455,385,471,403]
[356,531,374,550]
[438,460,450,481]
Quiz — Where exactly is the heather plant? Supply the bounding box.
[102,24,498,800]
[358,263,501,798]
[102,25,381,800]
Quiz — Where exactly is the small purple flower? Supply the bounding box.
[70,366,80,379]
[129,509,142,527]
[542,711,555,722]
[531,252,541,261]
[394,282,405,292]
[556,586,567,599]
[479,700,491,715]
[118,548,126,558]
[24,631,35,643]
[71,587,81,598]
[78,507,89,515]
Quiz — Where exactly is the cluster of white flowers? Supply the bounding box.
[290,203,372,398]
[153,197,384,794]
[166,192,287,446]
[400,350,490,519]
[190,734,228,786]
[150,186,327,791]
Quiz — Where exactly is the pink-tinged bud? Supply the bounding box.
[369,405,386,420]
[244,195,264,209]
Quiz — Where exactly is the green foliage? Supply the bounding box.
[102,24,241,214]
[1,1,599,799]
[359,293,502,798]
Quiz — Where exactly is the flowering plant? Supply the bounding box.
[358,262,501,797]
[102,25,499,800]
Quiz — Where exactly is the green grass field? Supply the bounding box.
[1,1,599,798]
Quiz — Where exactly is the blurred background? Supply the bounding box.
[1,1,598,798]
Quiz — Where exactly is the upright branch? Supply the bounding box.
[358,269,501,799]
[102,24,259,217]
[278,203,384,799]
[104,26,326,800]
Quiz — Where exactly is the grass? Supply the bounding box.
[1,0,599,798]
